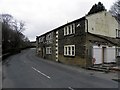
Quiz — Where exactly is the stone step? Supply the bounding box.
[87,67,110,73]
[110,67,120,71]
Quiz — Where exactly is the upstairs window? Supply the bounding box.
[39,36,45,43]
[46,32,53,44]
[64,45,75,56]
[64,24,75,36]
[46,33,52,40]
[116,29,120,38]
[46,47,52,54]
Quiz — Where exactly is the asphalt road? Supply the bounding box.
[2,48,119,88]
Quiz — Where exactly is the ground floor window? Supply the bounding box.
[117,47,120,56]
[116,29,120,38]
[64,45,75,56]
[46,47,52,54]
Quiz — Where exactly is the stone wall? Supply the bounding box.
[58,19,88,67]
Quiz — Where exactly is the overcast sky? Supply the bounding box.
[0,0,116,41]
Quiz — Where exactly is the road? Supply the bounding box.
[2,48,119,88]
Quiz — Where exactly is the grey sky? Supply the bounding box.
[0,0,116,41]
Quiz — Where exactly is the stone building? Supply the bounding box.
[36,30,57,61]
[36,11,120,68]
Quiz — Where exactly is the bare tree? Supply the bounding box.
[2,14,13,51]
[2,14,13,25]
[11,19,26,48]
[12,20,25,32]
[110,0,120,22]
[2,14,30,54]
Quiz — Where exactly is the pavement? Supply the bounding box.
[2,48,120,88]
[46,59,119,81]
[111,66,120,71]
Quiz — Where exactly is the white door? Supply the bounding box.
[93,46,102,64]
[104,46,116,63]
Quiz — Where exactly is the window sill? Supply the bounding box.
[64,34,75,37]
[64,55,75,58]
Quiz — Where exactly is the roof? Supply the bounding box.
[88,32,120,46]
[36,11,115,38]
[36,16,85,38]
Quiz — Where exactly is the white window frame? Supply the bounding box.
[39,36,44,43]
[46,47,52,54]
[64,24,75,36]
[64,45,75,56]
[46,32,53,44]
[64,27,66,35]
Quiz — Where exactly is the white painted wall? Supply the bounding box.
[86,11,118,38]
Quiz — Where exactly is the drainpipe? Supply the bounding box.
[85,18,89,68]
[85,18,88,33]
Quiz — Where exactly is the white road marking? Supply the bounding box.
[32,67,51,79]
[68,87,74,90]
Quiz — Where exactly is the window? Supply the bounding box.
[64,27,67,35]
[72,46,75,55]
[64,45,75,56]
[117,47,120,56]
[64,46,67,56]
[39,36,44,42]
[68,46,71,55]
[77,23,80,27]
[64,24,75,36]
[46,47,52,54]
[68,26,71,34]
[46,32,53,44]
[46,33,52,40]
[116,29,120,38]
[118,30,120,37]
[71,25,74,33]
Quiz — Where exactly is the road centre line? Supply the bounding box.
[68,87,74,90]
[32,67,51,79]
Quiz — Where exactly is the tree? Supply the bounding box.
[110,0,120,22]
[2,14,30,54]
[12,19,26,48]
[2,14,13,51]
[87,2,106,15]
